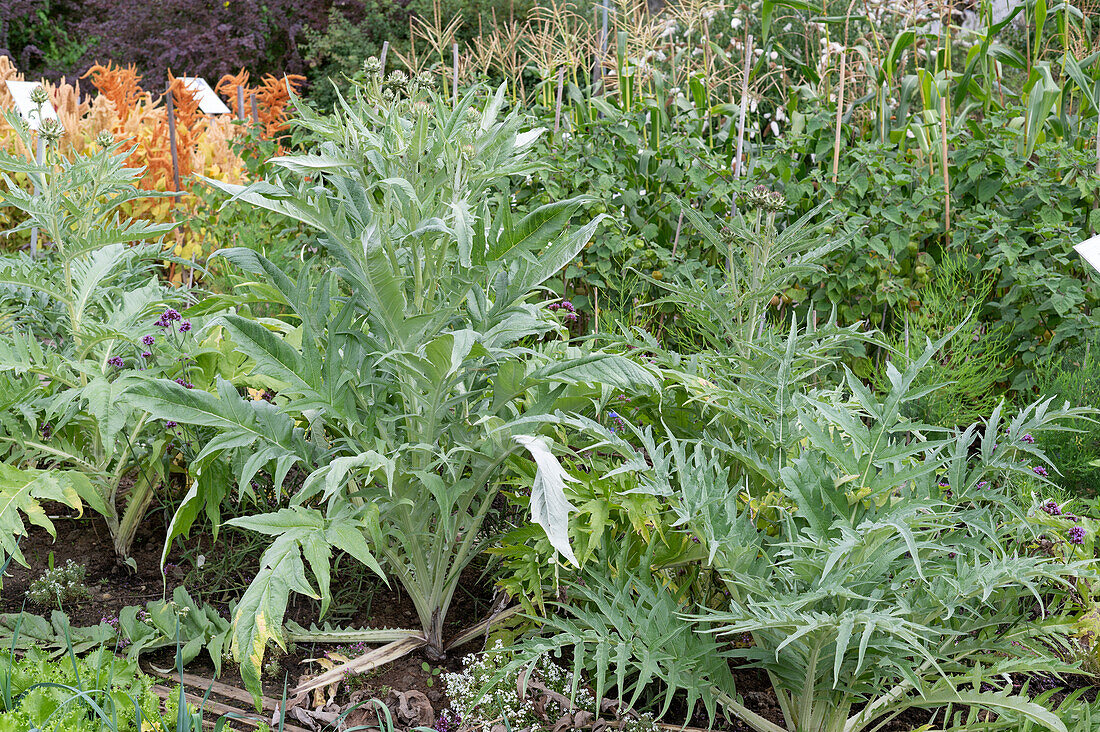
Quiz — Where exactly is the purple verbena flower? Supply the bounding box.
[977,481,989,489]
[178,321,192,333]
[107,356,125,368]
[174,378,193,389]
[165,420,177,428]
[162,308,181,322]
[141,335,155,346]
[1041,499,1061,516]
[141,351,153,359]
[1020,433,1035,444]
[1033,466,1049,477]
[1068,526,1086,545]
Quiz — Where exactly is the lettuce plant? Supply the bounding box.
[131,70,655,701]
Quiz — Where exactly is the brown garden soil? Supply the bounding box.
[0,511,473,714]
[0,508,1095,732]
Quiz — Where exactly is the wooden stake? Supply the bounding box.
[831,49,847,185]
[165,83,181,194]
[236,85,245,121]
[554,66,566,139]
[250,91,260,126]
[380,40,390,74]
[939,91,950,234]
[671,210,684,258]
[733,35,754,177]
[593,0,610,93]
[453,42,460,99]
[1093,111,1099,234]
[30,134,43,258]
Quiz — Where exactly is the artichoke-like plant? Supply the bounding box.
[130,81,656,702]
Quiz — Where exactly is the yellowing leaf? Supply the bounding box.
[0,464,100,568]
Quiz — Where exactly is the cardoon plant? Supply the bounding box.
[131,69,655,701]
[0,112,182,560]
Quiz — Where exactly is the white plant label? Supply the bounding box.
[4,81,59,131]
[1074,234,1100,275]
[178,77,231,115]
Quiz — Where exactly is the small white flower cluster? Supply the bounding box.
[26,559,91,608]
[443,640,595,730]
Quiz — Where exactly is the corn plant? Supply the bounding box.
[129,69,656,703]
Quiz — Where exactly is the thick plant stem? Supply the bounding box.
[114,463,162,559]
[424,608,446,661]
[713,689,787,732]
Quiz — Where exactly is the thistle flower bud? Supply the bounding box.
[362,56,382,77]
[95,130,114,148]
[384,70,408,93]
[744,184,771,211]
[764,190,786,213]
[29,86,49,106]
[38,118,63,146]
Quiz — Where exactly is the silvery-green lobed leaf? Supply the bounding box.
[514,435,578,566]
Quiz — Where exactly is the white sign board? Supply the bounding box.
[1075,234,1100,275]
[4,80,59,131]
[178,77,231,115]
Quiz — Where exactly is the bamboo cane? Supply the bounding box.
[554,66,566,139]
[831,49,846,185]
[165,83,181,193]
[939,91,950,234]
[453,42,460,99]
